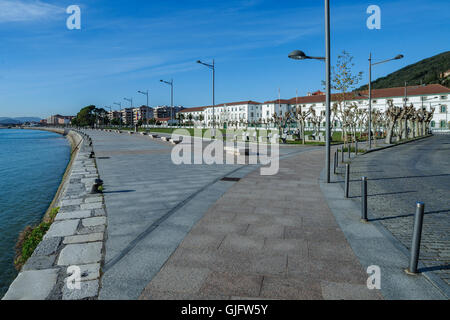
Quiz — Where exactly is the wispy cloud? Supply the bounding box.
[0,0,64,23]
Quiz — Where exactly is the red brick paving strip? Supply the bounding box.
[139,149,383,300]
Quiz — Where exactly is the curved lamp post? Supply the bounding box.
[160,79,174,123]
[367,53,403,148]
[288,1,331,183]
[138,90,149,107]
[124,97,133,126]
[197,59,215,136]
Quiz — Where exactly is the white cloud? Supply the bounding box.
[0,0,64,23]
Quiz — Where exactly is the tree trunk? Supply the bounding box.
[386,121,396,144]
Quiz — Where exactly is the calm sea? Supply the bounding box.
[0,129,70,297]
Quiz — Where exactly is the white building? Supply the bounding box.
[179,84,449,131]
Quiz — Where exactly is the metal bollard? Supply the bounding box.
[333,151,337,174]
[361,177,368,222]
[341,146,344,162]
[90,179,104,194]
[345,163,350,198]
[348,143,351,158]
[356,140,359,155]
[406,202,425,274]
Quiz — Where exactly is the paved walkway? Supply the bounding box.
[140,149,382,300]
[86,130,308,299]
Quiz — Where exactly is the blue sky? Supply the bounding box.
[0,0,449,118]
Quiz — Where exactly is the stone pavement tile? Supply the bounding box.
[82,216,106,227]
[63,232,104,245]
[180,233,225,250]
[80,202,103,210]
[263,238,308,256]
[199,271,263,297]
[246,224,284,238]
[286,226,347,243]
[287,255,367,285]
[140,289,230,300]
[145,266,211,294]
[44,219,79,239]
[57,241,103,266]
[78,263,101,282]
[32,237,61,256]
[191,222,248,236]
[248,254,288,276]
[218,234,264,253]
[61,198,83,206]
[233,213,266,224]
[212,251,254,274]
[62,280,99,300]
[200,211,237,224]
[320,281,382,300]
[55,210,92,221]
[2,269,59,300]
[22,254,56,271]
[169,248,219,269]
[307,240,358,263]
[260,276,323,300]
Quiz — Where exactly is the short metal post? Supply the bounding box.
[333,151,337,174]
[341,146,344,162]
[348,142,351,159]
[356,140,359,155]
[406,202,425,274]
[361,177,368,222]
[345,163,350,198]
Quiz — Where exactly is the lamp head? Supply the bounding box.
[394,54,404,60]
[288,50,307,60]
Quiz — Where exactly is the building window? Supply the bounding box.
[372,100,377,104]
[440,121,446,128]
[431,121,435,127]
[441,95,448,100]
[440,105,447,113]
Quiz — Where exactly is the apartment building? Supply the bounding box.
[133,106,154,123]
[179,84,450,130]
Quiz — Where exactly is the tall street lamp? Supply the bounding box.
[197,59,215,136]
[288,0,331,183]
[367,53,403,148]
[160,79,174,123]
[138,90,149,107]
[124,97,133,126]
[114,102,123,126]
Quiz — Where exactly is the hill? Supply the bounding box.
[0,117,41,125]
[358,51,450,90]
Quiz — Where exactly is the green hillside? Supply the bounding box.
[359,51,450,90]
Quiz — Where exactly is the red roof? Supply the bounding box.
[287,84,450,104]
[157,117,171,122]
[179,106,207,113]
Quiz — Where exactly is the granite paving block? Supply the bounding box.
[57,242,103,266]
[2,269,59,300]
[55,210,92,221]
[44,219,79,239]
[62,280,99,300]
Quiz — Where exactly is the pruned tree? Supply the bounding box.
[385,100,403,144]
[293,105,312,144]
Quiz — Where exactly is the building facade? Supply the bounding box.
[133,106,154,124]
[178,84,450,130]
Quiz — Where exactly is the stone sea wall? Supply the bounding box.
[2,128,107,300]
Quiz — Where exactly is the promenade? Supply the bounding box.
[140,148,381,300]
[86,130,312,299]
[67,130,447,299]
